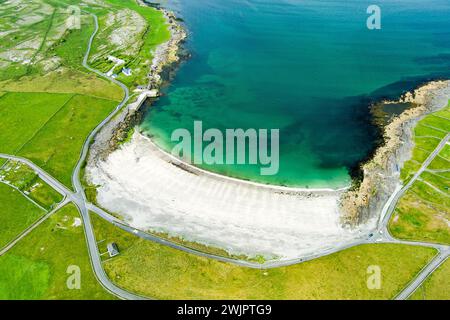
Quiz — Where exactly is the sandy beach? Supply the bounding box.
[84,3,450,261]
[87,132,373,260]
[86,79,450,261]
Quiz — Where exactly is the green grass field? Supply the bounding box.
[0,0,123,190]
[413,123,447,139]
[17,94,118,187]
[0,183,45,249]
[0,204,115,299]
[0,92,73,154]
[409,258,450,300]
[0,92,117,188]
[2,0,447,301]
[428,146,450,171]
[0,69,123,101]
[390,104,450,244]
[389,190,449,244]
[400,105,450,183]
[0,0,169,190]
[88,0,170,89]
[0,160,63,210]
[91,213,436,300]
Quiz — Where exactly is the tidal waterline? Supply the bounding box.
[140,0,450,188]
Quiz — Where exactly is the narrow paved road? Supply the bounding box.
[395,249,449,300]
[88,203,370,269]
[0,153,71,197]
[0,199,69,256]
[0,152,372,270]
[72,13,146,301]
[1,129,449,299]
[0,11,143,299]
[73,12,130,201]
[380,133,450,228]
[378,133,450,299]
[2,9,448,300]
[3,131,449,299]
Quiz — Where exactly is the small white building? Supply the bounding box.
[107,55,125,65]
[122,68,132,76]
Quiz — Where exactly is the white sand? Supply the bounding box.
[88,132,374,260]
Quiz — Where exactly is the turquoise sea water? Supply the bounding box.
[141,0,450,188]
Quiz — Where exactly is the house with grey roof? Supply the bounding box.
[107,242,120,257]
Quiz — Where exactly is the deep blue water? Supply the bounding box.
[141,0,450,188]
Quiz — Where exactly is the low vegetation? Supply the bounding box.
[0,160,63,210]
[400,105,450,183]
[0,0,169,191]
[409,258,450,300]
[0,92,117,188]
[0,0,123,190]
[143,230,268,263]
[91,213,436,300]
[0,92,73,155]
[0,183,45,249]
[0,68,123,101]
[0,204,115,299]
[390,104,450,244]
[88,0,171,89]
[17,94,118,187]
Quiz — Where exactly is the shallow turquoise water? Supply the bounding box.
[141,0,450,188]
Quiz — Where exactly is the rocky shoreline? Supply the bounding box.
[87,130,362,260]
[340,80,450,226]
[87,5,186,164]
[86,3,450,235]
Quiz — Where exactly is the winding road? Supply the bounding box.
[380,133,450,299]
[71,13,144,301]
[1,9,449,300]
[2,11,142,300]
[380,133,450,229]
